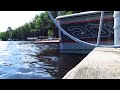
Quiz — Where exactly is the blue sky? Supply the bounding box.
[0,11,45,32]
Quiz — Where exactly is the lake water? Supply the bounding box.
[0,41,87,79]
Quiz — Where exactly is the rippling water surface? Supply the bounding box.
[0,41,86,79]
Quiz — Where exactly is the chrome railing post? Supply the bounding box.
[114,11,120,46]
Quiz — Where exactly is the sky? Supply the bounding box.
[0,11,45,32]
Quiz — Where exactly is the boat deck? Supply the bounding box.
[34,39,60,44]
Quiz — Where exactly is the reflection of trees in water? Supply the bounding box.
[36,44,87,79]
[37,51,87,79]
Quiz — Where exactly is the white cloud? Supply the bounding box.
[0,11,45,32]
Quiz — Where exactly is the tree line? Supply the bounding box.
[0,11,80,41]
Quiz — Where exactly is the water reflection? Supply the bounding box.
[0,41,87,79]
[37,53,87,79]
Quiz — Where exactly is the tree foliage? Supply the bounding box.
[48,29,54,36]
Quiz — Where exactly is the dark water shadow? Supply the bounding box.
[55,53,87,79]
[36,44,87,79]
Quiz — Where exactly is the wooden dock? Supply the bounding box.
[63,47,120,79]
[34,39,60,44]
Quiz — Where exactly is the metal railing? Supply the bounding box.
[48,11,120,48]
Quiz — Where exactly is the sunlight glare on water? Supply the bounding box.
[0,41,55,79]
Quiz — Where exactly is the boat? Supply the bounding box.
[55,11,114,54]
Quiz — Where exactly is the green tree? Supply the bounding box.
[48,29,54,36]
[7,26,12,39]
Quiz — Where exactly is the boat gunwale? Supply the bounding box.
[56,11,112,20]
